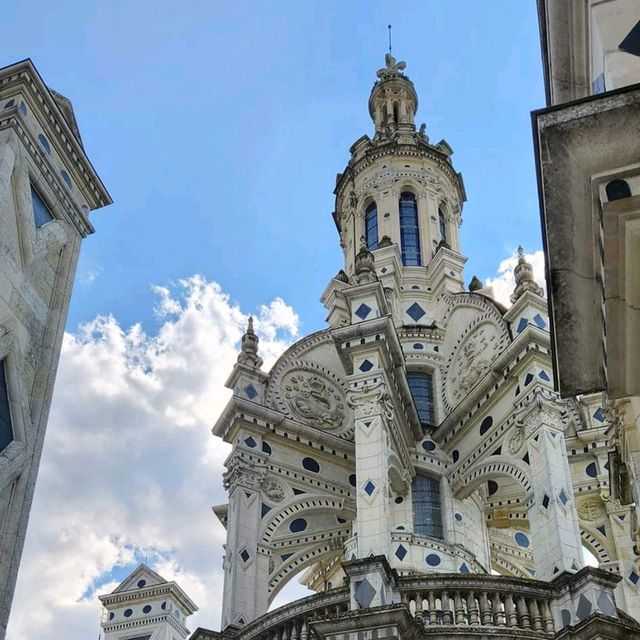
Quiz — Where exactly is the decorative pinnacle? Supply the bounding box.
[354,237,377,285]
[511,246,543,303]
[238,316,263,368]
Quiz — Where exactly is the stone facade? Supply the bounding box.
[533,0,640,578]
[205,53,640,640]
[0,59,111,636]
[99,564,197,640]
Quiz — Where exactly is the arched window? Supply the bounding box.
[407,371,435,428]
[412,474,443,539]
[606,179,631,201]
[365,202,378,250]
[399,191,421,266]
[438,208,447,245]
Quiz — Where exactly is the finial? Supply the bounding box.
[354,237,377,285]
[468,275,483,292]
[388,24,392,55]
[377,53,407,80]
[511,246,543,303]
[237,316,263,368]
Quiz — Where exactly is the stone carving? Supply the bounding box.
[507,424,526,455]
[577,497,607,522]
[282,368,345,430]
[449,325,498,404]
[224,456,266,490]
[376,53,406,79]
[262,479,285,503]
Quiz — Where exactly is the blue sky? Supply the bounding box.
[1,0,544,336]
[3,3,549,638]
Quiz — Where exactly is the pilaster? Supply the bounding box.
[523,399,584,579]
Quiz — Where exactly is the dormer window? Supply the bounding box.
[365,202,378,250]
[30,184,53,228]
[399,191,421,266]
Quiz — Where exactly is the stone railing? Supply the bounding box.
[398,574,555,634]
[236,588,350,640]
[229,574,560,640]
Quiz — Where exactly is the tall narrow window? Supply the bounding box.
[438,208,447,245]
[412,474,443,539]
[407,371,435,428]
[399,191,421,266]
[31,185,53,228]
[0,360,14,453]
[365,202,378,250]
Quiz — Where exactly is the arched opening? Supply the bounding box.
[606,179,631,201]
[438,207,447,245]
[365,201,378,250]
[399,191,421,266]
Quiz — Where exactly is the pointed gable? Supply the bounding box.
[111,563,167,593]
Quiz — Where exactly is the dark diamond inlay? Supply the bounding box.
[355,303,372,320]
[406,302,426,322]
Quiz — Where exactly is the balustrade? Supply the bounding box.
[399,575,555,634]
[234,575,556,640]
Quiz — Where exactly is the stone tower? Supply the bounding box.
[206,55,640,640]
[0,59,111,635]
[99,564,197,640]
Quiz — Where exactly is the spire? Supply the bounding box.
[237,317,263,368]
[511,246,543,303]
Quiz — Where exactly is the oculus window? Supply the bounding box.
[0,360,13,453]
[407,370,435,428]
[399,192,421,266]
[31,185,54,228]
[412,473,443,539]
[365,202,378,250]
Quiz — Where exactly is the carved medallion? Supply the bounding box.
[281,368,345,430]
[448,324,500,406]
[577,497,607,522]
[262,479,285,503]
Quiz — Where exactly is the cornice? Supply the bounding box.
[0,59,111,210]
[99,580,198,614]
[334,137,465,205]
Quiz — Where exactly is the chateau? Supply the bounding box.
[2,2,640,640]
[98,33,640,640]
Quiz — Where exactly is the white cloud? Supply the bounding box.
[7,276,299,640]
[484,249,546,308]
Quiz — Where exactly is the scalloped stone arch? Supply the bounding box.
[260,494,351,544]
[452,457,532,500]
[267,541,345,601]
[581,529,612,565]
